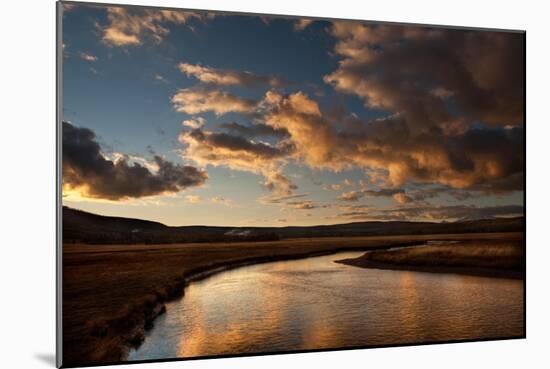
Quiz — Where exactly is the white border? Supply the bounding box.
[2,1,548,369]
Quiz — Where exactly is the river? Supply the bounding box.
[128,251,524,361]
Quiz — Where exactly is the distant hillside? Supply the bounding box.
[63,206,524,245]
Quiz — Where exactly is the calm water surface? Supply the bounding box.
[128,251,523,360]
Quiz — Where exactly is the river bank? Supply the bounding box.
[336,238,524,279]
[62,232,522,367]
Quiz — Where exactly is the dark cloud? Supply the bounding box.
[184,128,293,159]
[325,23,524,129]
[62,122,207,200]
[220,122,289,139]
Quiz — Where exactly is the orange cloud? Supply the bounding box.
[178,63,283,87]
[101,7,201,46]
[179,128,296,195]
[261,90,523,192]
[172,88,256,116]
[294,19,313,32]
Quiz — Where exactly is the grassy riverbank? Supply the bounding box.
[62,232,522,367]
[336,237,524,279]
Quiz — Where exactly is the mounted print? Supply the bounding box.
[57,1,525,367]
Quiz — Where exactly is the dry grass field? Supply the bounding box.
[337,237,524,278]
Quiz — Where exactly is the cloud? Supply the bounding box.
[185,195,202,203]
[179,128,296,194]
[154,74,169,83]
[101,7,201,47]
[62,122,207,200]
[338,204,523,222]
[220,122,289,139]
[182,117,205,129]
[210,196,234,206]
[286,200,317,210]
[260,90,523,193]
[259,193,308,205]
[323,183,343,191]
[338,188,403,202]
[393,192,413,204]
[172,88,256,116]
[178,63,284,87]
[322,179,355,191]
[338,190,363,202]
[79,52,98,62]
[172,88,522,197]
[262,90,342,170]
[324,22,524,128]
[263,171,298,194]
[258,193,318,211]
[294,19,313,31]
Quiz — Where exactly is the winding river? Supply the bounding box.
[128,251,524,361]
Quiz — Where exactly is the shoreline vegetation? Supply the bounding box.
[336,239,524,279]
[63,232,523,366]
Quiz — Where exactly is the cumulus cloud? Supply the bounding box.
[179,128,296,195]
[261,90,343,170]
[261,90,523,193]
[178,63,284,87]
[324,22,524,128]
[101,7,201,46]
[171,86,522,197]
[168,24,523,200]
[172,88,256,116]
[62,122,207,200]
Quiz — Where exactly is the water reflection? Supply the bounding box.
[128,251,523,361]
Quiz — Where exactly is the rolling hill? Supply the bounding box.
[63,206,524,244]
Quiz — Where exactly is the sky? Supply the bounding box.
[61,2,525,227]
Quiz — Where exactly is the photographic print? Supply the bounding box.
[58,1,525,367]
